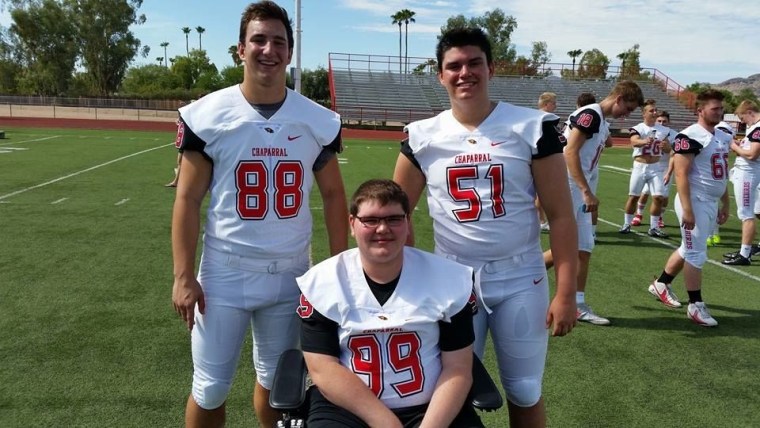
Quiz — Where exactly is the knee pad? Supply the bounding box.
[192,380,231,410]
[504,377,542,408]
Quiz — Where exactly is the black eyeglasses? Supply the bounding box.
[354,215,407,228]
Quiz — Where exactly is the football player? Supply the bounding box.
[648,89,731,327]
[170,2,348,427]
[298,179,483,427]
[620,100,671,237]
[723,101,760,265]
[634,110,677,230]
[546,81,645,327]
[394,27,578,427]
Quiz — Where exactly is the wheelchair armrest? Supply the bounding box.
[469,354,503,412]
[269,349,308,411]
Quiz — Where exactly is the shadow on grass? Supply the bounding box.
[601,303,760,338]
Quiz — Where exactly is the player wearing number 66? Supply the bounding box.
[170,2,348,427]
[393,27,578,427]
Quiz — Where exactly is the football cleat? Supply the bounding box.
[619,224,632,234]
[648,280,682,308]
[722,255,751,266]
[576,303,611,326]
[687,302,718,327]
[631,214,642,226]
[647,228,668,238]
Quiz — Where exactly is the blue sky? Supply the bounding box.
[2,1,758,87]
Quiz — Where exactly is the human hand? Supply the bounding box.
[546,296,576,337]
[172,277,205,330]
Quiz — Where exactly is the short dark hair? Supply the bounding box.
[239,1,293,49]
[657,110,670,120]
[696,89,724,109]
[436,27,492,72]
[350,179,410,216]
[576,92,596,108]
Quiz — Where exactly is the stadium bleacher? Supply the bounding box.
[329,54,696,132]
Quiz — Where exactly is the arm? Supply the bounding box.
[674,153,696,229]
[663,155,675,185]
[718,188,730,225]
[303,352,403,428]
[314,156,349,256]
[171,150,211,330]
[630,133,653,148]
[564,127,598,212]
[533,153,578,336]
[731,141,760,161]
[419,346,473,428]
[604,135,613,148]
[393,153,427,246]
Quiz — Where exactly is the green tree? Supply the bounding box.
[182,26,191,54]
[195,26,205,51]
[529,41,551,76]
[160,41,169,67]
[412,58,437,75]
[440,9,518,64]
[0,26,21,94]
[391,11,404,75]
[71,0,147,95]
[228,44,242,66]
[9,0,78,95]
[171,49,216,90]
[567,49,583,76]
[577,48,610,79]
[618,44,642,79]
[120,63,179,96]
[399,9,416,74]
[219,65,244,87]
[301,66,329,105]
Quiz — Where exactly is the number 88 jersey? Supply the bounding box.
[403,102,563,261]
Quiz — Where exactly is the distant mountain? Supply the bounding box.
[712,73,760,97]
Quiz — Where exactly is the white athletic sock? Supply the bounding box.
[636,203,645,215]
[650,216,661,229]
[576,291,585,305]
[741,244,752,259]
[624,213,633,225]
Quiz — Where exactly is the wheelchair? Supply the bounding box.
[269,349,503,428]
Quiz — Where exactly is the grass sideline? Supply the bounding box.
[0,126,758,427]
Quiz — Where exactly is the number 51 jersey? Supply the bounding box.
[404,102,561,262]
[177,85,341,259]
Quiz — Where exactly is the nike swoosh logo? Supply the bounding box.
[532,276,544,285]
[490,140,508,146]
[287,135,302,141]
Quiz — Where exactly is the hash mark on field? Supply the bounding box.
[115,199,129,206]
[0,143,173,201]
[51,198,68,205]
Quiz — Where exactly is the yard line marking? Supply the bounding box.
[0,143,172,201]
[51,198,68,205]
[0,135,60,147]
[598,217,760,283]
[115,199,129,206]
[599,164,632,174]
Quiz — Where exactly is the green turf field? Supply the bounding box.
[0,127,758,427]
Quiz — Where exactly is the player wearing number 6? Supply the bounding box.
[394,27,578,427]
[298,179,483,427]
[648,89,731,327]
[170,2,348,427]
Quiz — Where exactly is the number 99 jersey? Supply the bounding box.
[403,102,563,262]
[177,86,341,259]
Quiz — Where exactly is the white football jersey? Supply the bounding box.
[729,121,760,172]
[404,102,558,262]
[564,104,609,183]
[630,122,670,157]
[178,86,341,259]
[296,247,474,409]
[673,123,731,201]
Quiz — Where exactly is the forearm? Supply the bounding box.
[564,151,591,193]
[308,359,399,427]
[172,198,201,279]
[420,367,472,428]
[322,191,349,256]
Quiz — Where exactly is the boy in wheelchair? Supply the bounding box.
[287,179,487,427]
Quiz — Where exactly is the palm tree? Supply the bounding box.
[391,11,404,75]
[400,9,416,74]
[156,57,164,66]
[617,51,629,78]
[196,26,206,51]
[229,44,242,66]
[182,27,192,54]
[567,49,583,76]
[160,42,169,67]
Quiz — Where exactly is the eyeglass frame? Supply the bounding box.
[353,214,408,228]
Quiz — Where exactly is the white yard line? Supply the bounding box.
[115,199,130,206]
[0,143,172,201]
[0,135,60,146]
[51,198,68,205]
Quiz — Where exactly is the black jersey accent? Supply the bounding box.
[569,108,602,137]
[400,138,423,171]
[534,119,566,159]
[672,134,703,155]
